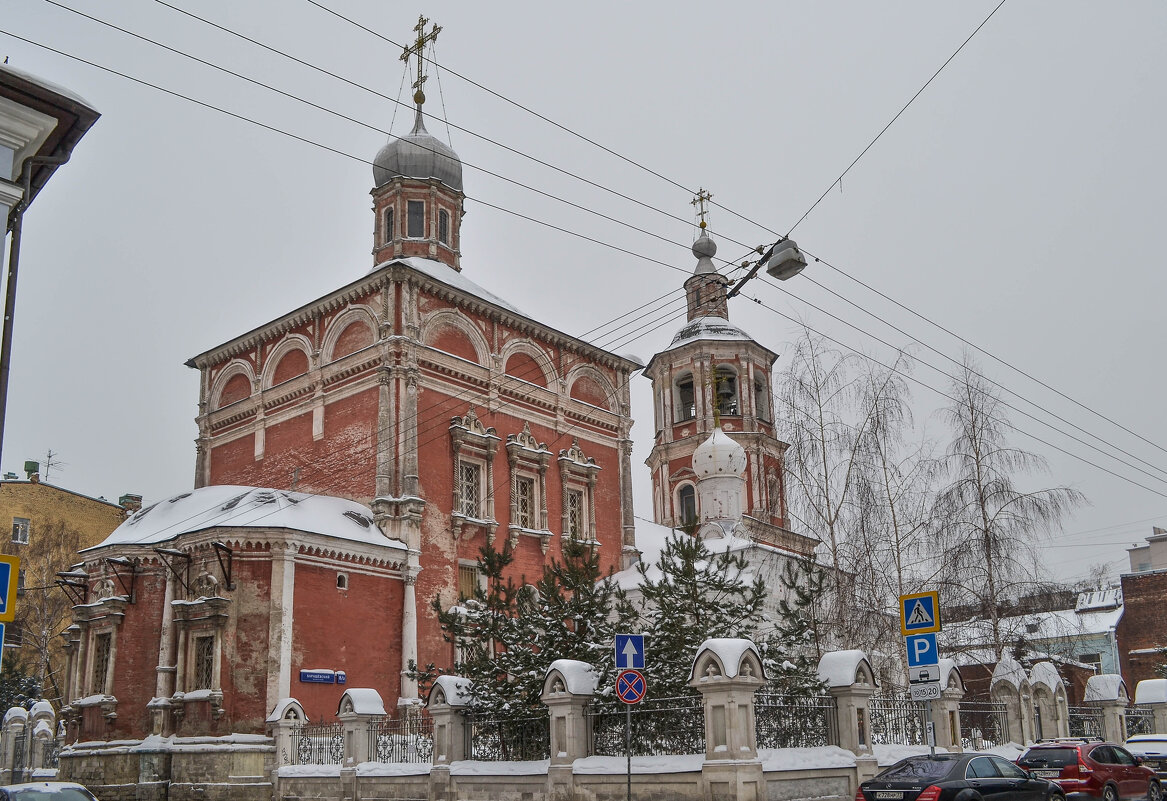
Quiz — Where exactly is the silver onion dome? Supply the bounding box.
[373,108,463,192]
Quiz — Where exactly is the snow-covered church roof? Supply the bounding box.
[91,485,405,550]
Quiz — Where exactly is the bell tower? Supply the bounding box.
[371,15,465,270]
[643,193,793,538]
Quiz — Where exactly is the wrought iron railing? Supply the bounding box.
[291,721,345,765]
[10,732,25,776]
[1125,705,1155,738]
[468,714,549,761]
[1068,706,1102,739]
[869,692,927,745]
[588,696,704,757]
[41,740,61,769]
[959,700,1008,750]
[755,693,838,749]
[369,714,435,763]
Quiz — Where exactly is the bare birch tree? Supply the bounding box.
[934,356,1085,659]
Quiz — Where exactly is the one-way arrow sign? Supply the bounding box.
[614,634,645,670]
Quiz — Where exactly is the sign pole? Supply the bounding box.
[926,699,935,757]
[625,702,631,801]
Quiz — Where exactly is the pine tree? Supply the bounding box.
[759,556,828,696]
[620,532,766,699]
[0,652,41,712]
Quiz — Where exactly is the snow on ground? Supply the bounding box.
[573,754,704,774]
[759,746,857,771]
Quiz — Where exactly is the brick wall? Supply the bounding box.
[1118,569,1167,688]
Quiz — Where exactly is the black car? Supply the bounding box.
[858,753,1067,801]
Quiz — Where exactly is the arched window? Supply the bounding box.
[714,366,739,416]
[438,209,450,244]
[384,207,395,242]
[754,374,769,421]
[677,484,697,527]
[675,373,695,422]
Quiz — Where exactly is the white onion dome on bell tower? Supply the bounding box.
[693,427,747,478]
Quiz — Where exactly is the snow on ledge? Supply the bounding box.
[266,698,304,723]
[760,746,857,772]
[991,656,1028,690]
[429,676,472,707]
[573,754,703,775]
[3,706,28,723]
[694,639,760,680]
[1135,678,1167,705]
[817,650,869,688]
[450,759,550,776]
[339,688,386,716]
[1029,661,1062,692]
[354,761,431,777]
[1084,674,1126,702]
[546,660,598,695]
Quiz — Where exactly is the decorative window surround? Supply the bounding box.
[505,423,552,552]
[70,595,128,727]
[170,596,230,722]
[449,408,499,542]
[558,439,600,543]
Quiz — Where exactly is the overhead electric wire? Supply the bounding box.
[7,21,1167,516]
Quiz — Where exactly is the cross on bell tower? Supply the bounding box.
[691,188,713,230]
[401,15,442,107]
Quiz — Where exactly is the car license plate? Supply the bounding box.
[1034,770,1060,778]
[875,793,903,799]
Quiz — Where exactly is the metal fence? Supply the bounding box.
[41,740,60,769]
[959,700,1009,750]
[869,693,927,746]
[755,693,838,749]
[369,715,435,764]
[589,696,705,757]
[1068,706,1103,739]
[468,714,549,761]
[1125,705,1155,738]
[291,722,345,765]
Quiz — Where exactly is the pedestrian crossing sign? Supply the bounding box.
[899,591,941,636]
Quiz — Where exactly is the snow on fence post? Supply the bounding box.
[28,700,55,772]
[265,698,306,769]
[542,660,597,765]
[1135,679,1167,733]
[336,689,385,768]
[1029,662,1070,740]
[817,650,876,759]
[990,656,1034,745]
[690,639,766,801]
[1084,674,1129,745]
[931,661,964,752]
[2,706,28,783]
[427,676,471,766]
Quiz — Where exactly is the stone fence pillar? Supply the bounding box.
[542,660,597,801]
[264,698,306,781]
[931,661,964,752]
[690,639,765,801]
[427,676,472,801]
[336,688,386,768]
[2,707,28,783]
[1135,679,1167,732]
[1084,674,1129,745]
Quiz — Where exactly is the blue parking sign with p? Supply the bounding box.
[905,633,939,668]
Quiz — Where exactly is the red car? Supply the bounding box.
[1017,740,1161,801]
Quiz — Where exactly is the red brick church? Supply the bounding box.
[57,21,805,744]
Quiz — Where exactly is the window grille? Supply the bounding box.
[438,209,450,243]
[676,376,695,421]
[566,490,583,537]
[458,565,479,601]
[515,476,535,528]
[458,461,481,518]
[92,632,112,695]
[384,207,394,241]
[407,200,425,238]
[11,517,29,544]
[194,635,215,690]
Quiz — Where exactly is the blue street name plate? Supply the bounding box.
[299,670,336,684]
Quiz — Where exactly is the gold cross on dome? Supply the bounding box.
[400,15,442,103]
[691,188,713,228]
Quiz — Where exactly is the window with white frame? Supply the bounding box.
[193,635,215,690]
[457,460,482,518]
[754,374,770,421]
[438,209,450,244]
[558,439,600,542]
[384,207,395,242]
[457,563,480,601]
[565,489,584,538]
[677,484,697,527]
[11,517,29,544]
[515,475,536,528]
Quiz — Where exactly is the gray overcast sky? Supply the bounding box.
[2,1,1165,584]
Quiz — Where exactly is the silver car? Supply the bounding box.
[0,783,98,801]
[1126,736,1167,781]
